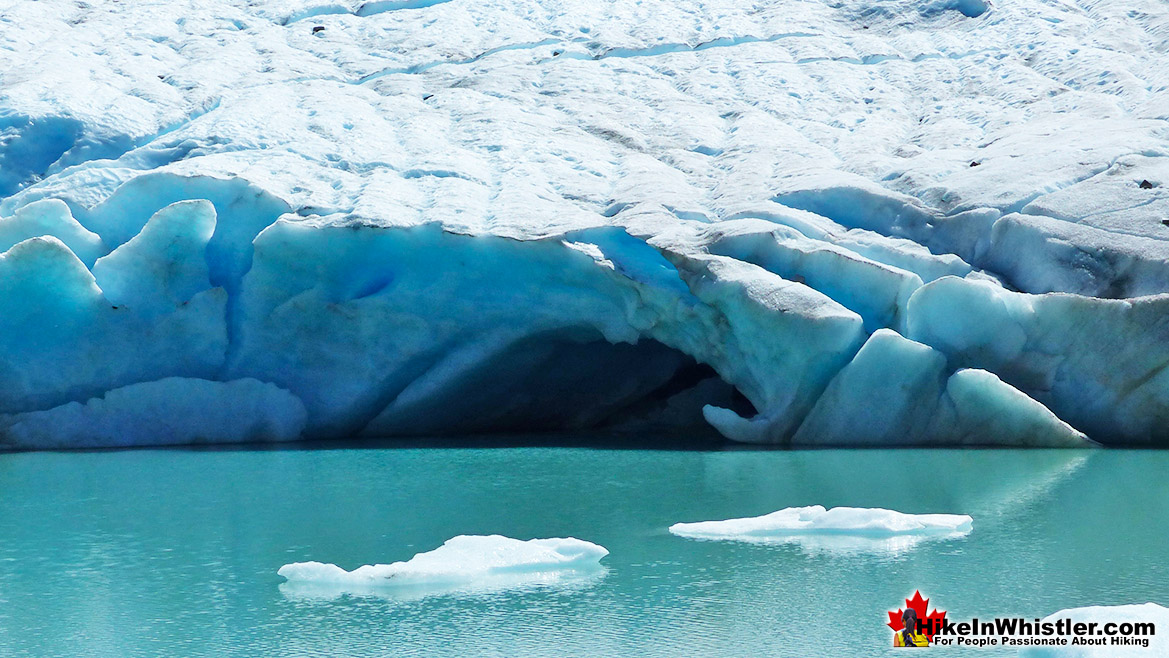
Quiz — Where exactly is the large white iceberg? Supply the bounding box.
[278,535,609,599]
[1018,603,1169,657]
[669,505,972,554]
[1,0,1167,447]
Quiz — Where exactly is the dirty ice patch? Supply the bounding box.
[278,535,608,600]
[669,506,972,554]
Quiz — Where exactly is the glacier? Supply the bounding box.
[1,0,1168,447]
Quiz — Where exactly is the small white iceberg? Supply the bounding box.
[278,534,608,601]
[1018,603,1169,657]
[669,505,973,555]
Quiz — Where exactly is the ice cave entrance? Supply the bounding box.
[359,330,754,439]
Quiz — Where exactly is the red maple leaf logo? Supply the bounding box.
[887,590,947,642]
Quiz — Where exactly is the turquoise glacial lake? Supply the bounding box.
[0,444,1166,657]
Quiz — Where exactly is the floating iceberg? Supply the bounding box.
[278,535,609,599]
[669,506,972,554]
[1,0,1168,447]
[1018,603,1169,657]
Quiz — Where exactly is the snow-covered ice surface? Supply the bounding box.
[1,0,1168,447]
[278,535,608,600]
[669,505,972,554]
[1017,603,1169,657]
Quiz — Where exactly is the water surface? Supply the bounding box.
[0,445,1165,657]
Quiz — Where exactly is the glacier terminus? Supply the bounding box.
[1,0,1168,448]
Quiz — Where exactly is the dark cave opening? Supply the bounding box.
[363,330,757,443]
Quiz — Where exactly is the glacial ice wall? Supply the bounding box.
[1,0,1168,447]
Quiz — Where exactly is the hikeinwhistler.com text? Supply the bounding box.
[921,617,1155,648]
